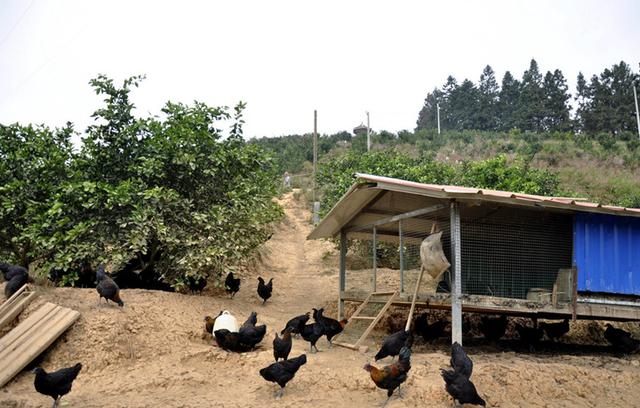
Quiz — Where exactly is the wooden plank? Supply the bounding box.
[0,302,57,349]
[0,284,28,310]
[0,291,37,330]
[351,316,376,320]
[405,264,425,332]
[0,304,80,388]
[341,291,640,321]
[0,306,67,363]
[332,341,359,350]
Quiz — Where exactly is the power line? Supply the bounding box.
[0,0,36,48]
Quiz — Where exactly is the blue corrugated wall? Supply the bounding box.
[574,212,640,295]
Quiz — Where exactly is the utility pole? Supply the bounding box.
[312,110,320,224]
[436,103,441,135]
[634,63,640,140]
[366,111,371,152]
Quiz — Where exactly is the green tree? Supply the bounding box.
[447,79,479,130]
[477,65,500,130]
[576,61,638,135]
[416,88,444,131]
[542,69,571,131]
[516,59,545,131]
[498,71,521,130]
[0,123,75,267]
[36,75,282,288]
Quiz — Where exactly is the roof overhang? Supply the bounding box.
[307,173,640,240]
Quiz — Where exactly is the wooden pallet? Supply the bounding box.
[0,284,37,330]
[0,302,80,388]
[333,291,397,350]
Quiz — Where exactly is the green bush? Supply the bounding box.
[4,75,282,289]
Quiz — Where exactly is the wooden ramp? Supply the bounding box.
[0,284,38,330]
[333,291,397,350]
[0,302,80,388]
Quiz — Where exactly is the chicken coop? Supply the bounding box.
[308,174,640,345]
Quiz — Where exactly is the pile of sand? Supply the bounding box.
[1,192,639,407]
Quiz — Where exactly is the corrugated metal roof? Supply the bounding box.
[307,173,640,239]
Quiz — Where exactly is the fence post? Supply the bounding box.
[372,227,377,293]
[339,229,347,320]
[450,201,462,345]
[399,220,405,293]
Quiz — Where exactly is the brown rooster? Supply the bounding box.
[364,345,411,405]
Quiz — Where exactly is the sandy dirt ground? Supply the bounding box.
[2,192,640,407]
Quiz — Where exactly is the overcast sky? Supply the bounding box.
[1,0,639,140]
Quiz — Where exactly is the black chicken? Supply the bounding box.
[33,362,83,408]
[282,312,310,336]
[0,262,28,281]
[96,270,124,307]
[214,329,255,352]
[239,311,267,347]
[273,328,293,361]
[364,345,412,404]
[479,315,508,342]
[257,277,273,304]
[313,308,348,348]
[95,265,106,282]
[4,272,29,298]
[441,368,486,406]
[540,319,570,341]
[259,354,307,398]
[225,272,241,298]
[604,324,640,354]
[300,322,324,353]
[450,341,473,379]
[413,313,448,343]
[375,330,413,361]
[515,323,544,351]
[186,275,207,294]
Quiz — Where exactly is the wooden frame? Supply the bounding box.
[333,291,398,350]
[0,284,37,330]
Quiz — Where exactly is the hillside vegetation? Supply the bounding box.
[254,129,640,214]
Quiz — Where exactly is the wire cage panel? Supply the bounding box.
[459,204,573,299]
[342,201,572,303]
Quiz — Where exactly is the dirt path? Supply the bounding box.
[2,192,640,407]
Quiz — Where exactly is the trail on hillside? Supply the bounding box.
[2,191,640,408]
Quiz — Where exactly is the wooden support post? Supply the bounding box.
[405,264,425,332]
[571,266,578,321]
[399,219,405,293]
[450,201,462,345]
[372,227,377,293]
[339,229,347,320]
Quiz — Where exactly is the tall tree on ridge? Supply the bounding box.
[516,59,545,131]
[416,88,444,131]
[498,71,521,131]
[477,65,500,131]
[542,69,571,132]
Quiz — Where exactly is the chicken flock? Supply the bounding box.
[2,263,640,407]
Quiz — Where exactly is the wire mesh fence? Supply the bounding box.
[343,202,573,302]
